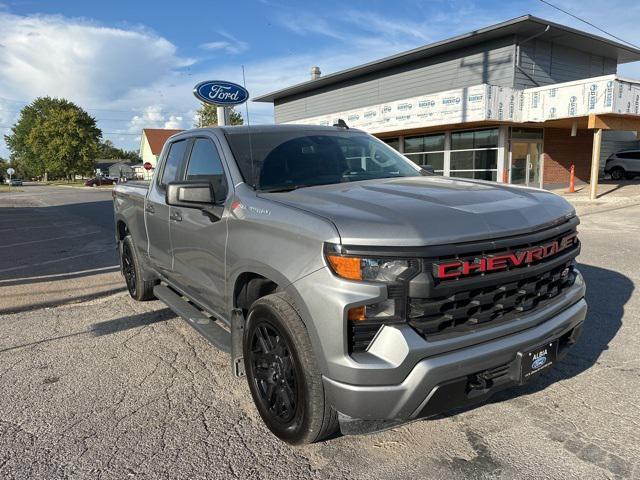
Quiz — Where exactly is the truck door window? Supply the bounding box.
[185,138,228,201]
[160,139,188,189]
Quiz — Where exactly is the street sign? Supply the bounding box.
[193,80,249,106]
[6,168,15,176]
[143,162,153,171]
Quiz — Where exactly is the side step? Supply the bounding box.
[153,284,231,353]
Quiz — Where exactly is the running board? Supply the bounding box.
[153,284,231,353]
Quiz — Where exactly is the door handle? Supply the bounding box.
[170,210,182,222]
[145,204,155,214]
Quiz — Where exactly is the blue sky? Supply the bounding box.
[1,0,639,157]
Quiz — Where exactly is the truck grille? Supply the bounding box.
[407,261,576,338]
[348,220,580,352]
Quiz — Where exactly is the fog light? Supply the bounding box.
[348,300,396,322]
[365,299,395,318]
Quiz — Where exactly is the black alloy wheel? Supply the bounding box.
[122,241,137,297]
[243,293,338,444]
[248,321,300,424]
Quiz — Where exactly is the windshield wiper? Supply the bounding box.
[259,182,336,193]
[259,184,310,193]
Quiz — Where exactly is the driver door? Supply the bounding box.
[169,136,230,315]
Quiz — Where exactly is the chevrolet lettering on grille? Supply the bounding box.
[433,232,578,280]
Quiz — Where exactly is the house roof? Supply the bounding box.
[142,128,184,155]
[254,14,640,103]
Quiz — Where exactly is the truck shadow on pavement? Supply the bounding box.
[454,262,633,412]
[90,307,176,336]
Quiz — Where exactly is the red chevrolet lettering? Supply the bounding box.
[462,258,486,275]
[433,232,578,279]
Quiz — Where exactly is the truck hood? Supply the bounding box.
[259,176,575,246]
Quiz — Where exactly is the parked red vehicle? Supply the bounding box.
[85,177,116,187]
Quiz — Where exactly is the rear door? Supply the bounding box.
[146,138,189,275]
[169,136,230,315]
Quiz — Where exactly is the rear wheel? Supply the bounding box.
[244,292,338,445]
[610,167,625,180]
[121,235,155,301]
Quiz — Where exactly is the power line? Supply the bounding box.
[537,0,640,50]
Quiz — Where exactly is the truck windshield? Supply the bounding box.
[224,130,422,192]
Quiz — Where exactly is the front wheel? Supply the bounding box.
[244,293,338,445]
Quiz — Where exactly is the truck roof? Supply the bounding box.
[218,124,365,135]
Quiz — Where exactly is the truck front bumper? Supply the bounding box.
[323,296,586,421]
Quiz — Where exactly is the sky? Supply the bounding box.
[1,0,639,158]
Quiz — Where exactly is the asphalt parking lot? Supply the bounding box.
[1,184,639,479]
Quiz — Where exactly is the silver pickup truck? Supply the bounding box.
[113,124,586,444]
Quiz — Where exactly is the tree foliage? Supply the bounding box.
[97,139,142,163]
[0,157,7,181]
[194,103,244,128]
[4,97,102,179]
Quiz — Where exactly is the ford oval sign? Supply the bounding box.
[193,80,249,106]
[531,356,547,370]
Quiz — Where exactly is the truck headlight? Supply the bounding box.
[324,244,415,283]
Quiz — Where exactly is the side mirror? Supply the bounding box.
[166,182,215,208]
[421,165,435,175]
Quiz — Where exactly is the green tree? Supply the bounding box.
[0,157,6,182]
[97,139,142,163]
[194,103,244,127]
[4,97,101,180]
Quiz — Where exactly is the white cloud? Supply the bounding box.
[127,105,188,132]
[200,32,248,54]
[0,12,193,104]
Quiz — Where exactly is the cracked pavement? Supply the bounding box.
[0,184,639,479]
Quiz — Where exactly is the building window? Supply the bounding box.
[403,133,446,175]
[511,127,543,140]
[382,137,400,151]
[449,128,498,180]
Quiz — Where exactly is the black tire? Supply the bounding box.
[610,167,625,181]
[121,235,156,301]
[243,292,338,445]
[625,172,636,180]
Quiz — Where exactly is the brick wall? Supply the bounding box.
[543,128,593,186]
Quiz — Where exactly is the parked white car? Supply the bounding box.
[604,150,640,180]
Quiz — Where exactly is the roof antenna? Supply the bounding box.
[333,118,349,129]
[241,65,256,188]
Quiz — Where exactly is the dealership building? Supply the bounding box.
[255,15,640,197]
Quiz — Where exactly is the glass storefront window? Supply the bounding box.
[511,128,543,140]
[450,150,497,171]
[450,150,497,181]
[404,134,445,153]
[406,152,444,172]
[451,128,498,150]
[382,137,400,151]
[450,150,474,170]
